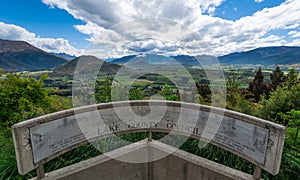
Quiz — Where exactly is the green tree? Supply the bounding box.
[270,66,285,89]
[257,83,300,126]
[226,74,253,114]
[0,74,66,127]
[159,84,179,101]
[0,73,71,179]
[95,76,113,103]
[253,71,300,180]
[285,68,299,88]
[95,76,145,103]
[278,109,300,145]
[195,80,211,103]
[248,67,270,102]
[129,88,143,100]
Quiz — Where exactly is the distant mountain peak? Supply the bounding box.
[52,52,77,61]
[52,55,122,77]
[0,39,67,72]
[219,46,300,66]
[0,39,40,53]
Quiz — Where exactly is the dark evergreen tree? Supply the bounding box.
[248,67,270,102]
[254,67,264,83]
[270,66,284,89]
[195,80,211,99]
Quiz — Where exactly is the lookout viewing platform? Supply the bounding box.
[12,100,285,180]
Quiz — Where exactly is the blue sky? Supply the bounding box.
[0,0,299,58]
[0,0,89,49]
[214,0,285,20]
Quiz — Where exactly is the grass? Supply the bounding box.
[1,128,299,179]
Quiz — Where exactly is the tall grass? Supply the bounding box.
[1,130,299,179]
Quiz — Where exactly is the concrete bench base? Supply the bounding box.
[30,140,258,180]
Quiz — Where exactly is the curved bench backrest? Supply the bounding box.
[12,100,285,176]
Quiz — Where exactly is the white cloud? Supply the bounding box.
[288,30,300,38]
[254,0,264,3]
[41,0,300,58]
[42,0,225,25]
[0,22,35,40]
[235,0,300,31]
[0,22,82,56]
[33,38,82,55]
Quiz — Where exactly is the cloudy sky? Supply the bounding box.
[0,0,299,58]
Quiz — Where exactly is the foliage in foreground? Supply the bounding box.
[0,68,299,179]
[0,74,70,179]
[0,74,69,127]
[256,83,300,180]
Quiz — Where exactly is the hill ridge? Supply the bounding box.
[0,39,67,72]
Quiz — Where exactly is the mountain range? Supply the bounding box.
[0,39,299,72]
[0,39,67,72]
[110,46,300,67]
[219,46,300,65]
